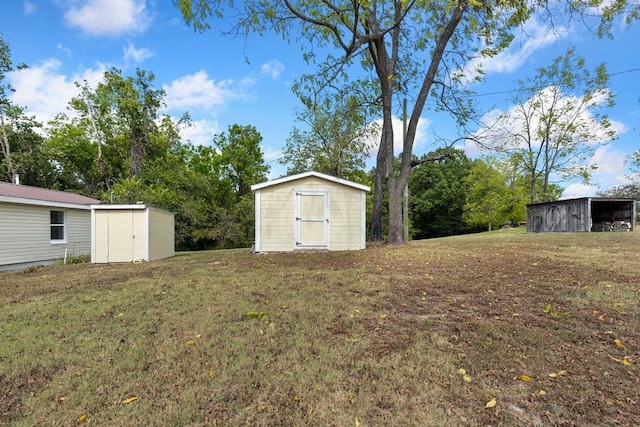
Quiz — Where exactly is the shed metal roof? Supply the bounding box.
[251,171,370,192]
[0,181,101,208]
[526,197,637,207]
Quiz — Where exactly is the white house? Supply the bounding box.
[90,204,175,264]
[0,182,101,271]
[251,171,370,252]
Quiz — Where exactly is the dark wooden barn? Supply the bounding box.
[526,198,637,233]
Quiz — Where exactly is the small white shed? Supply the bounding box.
[251,171,370,252]
[91,204,175,264]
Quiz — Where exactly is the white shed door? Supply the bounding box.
[295,191,329,249]
[99,210,145,262]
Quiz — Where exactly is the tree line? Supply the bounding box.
[3,0,639,249]
[177,0,638,244]
[1,39,269,250]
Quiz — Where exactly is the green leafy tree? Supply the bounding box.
[597,183,640,200]
[0,33,31,183]
[46,68,178,196]
[281,85,376,183]
[213,124,269,198]
[3,118,57,188]
[175,0,636,243]
[475,49,616,203]
[463,158,511,231]
[409,148,477,238]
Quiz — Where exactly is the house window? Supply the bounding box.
[50,210,66,242]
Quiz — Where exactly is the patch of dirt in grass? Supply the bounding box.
[1,232,639,425]
[0,365,63,424]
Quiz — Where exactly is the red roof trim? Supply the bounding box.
[0,182,101,205]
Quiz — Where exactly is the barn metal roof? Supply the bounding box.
[251,171,371,192]
[526,197,637,207]
[0,181,101,208]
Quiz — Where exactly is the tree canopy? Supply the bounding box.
[473,49,616,203]
[176,0,638,243]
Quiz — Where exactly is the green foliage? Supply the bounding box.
[175,0,638,243]
[478,49,615,203]
[409,148,480,238]
[213,124,269,198]
[107,130,266,250]
[462,158,513,231]
[281,86,375,183]
[598,183,640,200]
[1,33,30,182]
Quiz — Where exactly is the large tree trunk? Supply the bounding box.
[370,146,385,241]
[387,179,404,244]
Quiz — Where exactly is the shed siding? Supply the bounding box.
[0,202,91,267]
[148,208,175,261]
[259,182,296,252]
[92,206,175,263]
[257,176,365,252]
[527,199,590,232]
[527,198,636,233]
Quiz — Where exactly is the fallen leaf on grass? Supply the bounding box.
[246,311,267,320]
[209,367,214,378]
[75,414,87,424]
[462,374,472,384]
[520,374,532,382]
[614,339,627,350]
[345,335,360,343]
[485,398,497,408]
[379,313,388,319]
[122,396,138,404]
[608,355,633,366]
[538,390,547,396]
[355,415,361,427]
[186,333,202,345]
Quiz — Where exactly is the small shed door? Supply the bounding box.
[295,191,329,249]
[97,210,146,262]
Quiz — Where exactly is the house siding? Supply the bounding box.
[0,202,91,268]
[256,175,367,252]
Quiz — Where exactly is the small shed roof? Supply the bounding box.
[526,196,637,207]
[0,181,101,208]
[251,171,371,192]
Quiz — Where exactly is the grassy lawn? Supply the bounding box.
[1,230,639,426]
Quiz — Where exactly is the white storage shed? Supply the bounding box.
[91,204,175,264]
[251,171,370,252]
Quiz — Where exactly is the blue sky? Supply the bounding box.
[1,0,639,197]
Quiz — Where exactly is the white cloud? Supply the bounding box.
[64,0,152,36]
[561,182,599,198]
[460,18,569,85]
[124,43,154,65]
[56,44,73,58]
[179,118,219,146]
[470,86,618,154]
[24,1,36,15]
[163,70,244,111]
[261,60,285,79]
[8,59,106,125]
[367,116,432,160]
[261,145,283,164]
